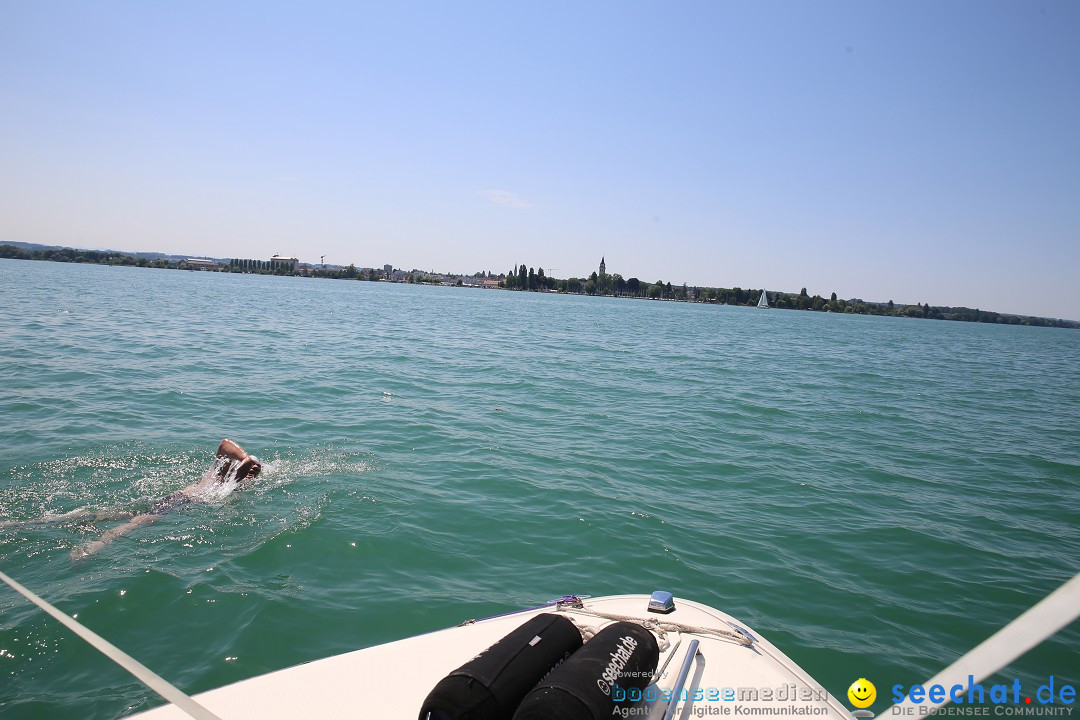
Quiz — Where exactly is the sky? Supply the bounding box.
[1,2,1078,319]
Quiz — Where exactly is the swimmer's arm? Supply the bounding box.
[215,439,261,481]
[216,439,247,462]
[214,439,251,479]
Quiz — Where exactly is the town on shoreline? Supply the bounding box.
[1,242,1075,329]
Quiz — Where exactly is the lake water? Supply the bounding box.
[1,259,1077,718]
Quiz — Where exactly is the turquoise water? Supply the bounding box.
[1,259,1077,718]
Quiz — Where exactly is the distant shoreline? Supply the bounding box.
[2,243,1076,329]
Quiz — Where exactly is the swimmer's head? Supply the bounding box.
[236,456,261,487]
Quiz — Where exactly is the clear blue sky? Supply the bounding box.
[2,2,1078,319]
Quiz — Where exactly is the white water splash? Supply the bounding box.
[187,457,243,504]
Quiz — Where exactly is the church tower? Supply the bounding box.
[599,256,606,277]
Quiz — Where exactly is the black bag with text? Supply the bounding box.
[419,612,583,720]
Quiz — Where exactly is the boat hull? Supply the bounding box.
[127,594,855,720]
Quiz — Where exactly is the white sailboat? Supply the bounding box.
[757,289,769,308]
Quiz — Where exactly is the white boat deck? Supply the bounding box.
[128,594,856,720]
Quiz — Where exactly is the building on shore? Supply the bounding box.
[271,255,299,272]
[181,258,219,270]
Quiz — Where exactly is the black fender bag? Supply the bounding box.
[419,612,583,720]
[512,621,660,720]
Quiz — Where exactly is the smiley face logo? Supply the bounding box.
[848,678,876,708]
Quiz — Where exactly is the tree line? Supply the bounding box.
[3,245,1075,329]
[500,261,1079,329]
[0,244,173,268]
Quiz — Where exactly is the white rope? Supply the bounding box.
[885,572,1080,716]
[556,603,754,648]
[0,569,225,720]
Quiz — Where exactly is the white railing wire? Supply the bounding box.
[0,569,224,720]
[884,572,1080,716]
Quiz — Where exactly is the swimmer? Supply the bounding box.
[72,439,261,558]
[70,439,262,558]
[0,440,260,558]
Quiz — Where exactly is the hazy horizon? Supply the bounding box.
[2,2,1078,319]
[6,239,1080,322]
